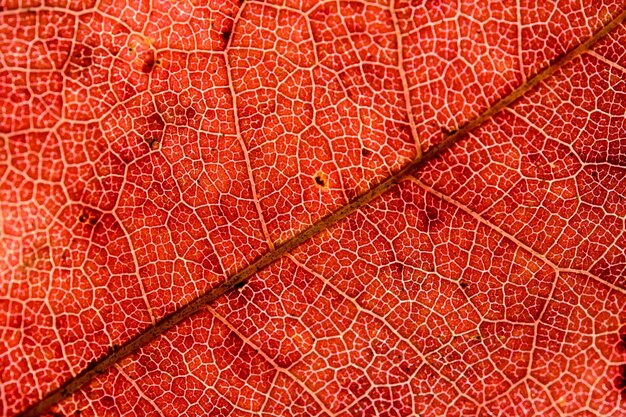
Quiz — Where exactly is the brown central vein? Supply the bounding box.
[18,7,626,417]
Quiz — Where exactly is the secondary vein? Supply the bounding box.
[17,7,626,417]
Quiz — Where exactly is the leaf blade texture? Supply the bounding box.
[1,0,625,416]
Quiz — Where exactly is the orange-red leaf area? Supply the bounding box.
[0,0,625,416]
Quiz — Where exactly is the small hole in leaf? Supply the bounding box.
[314,171,328,188]
[77,208,99,226]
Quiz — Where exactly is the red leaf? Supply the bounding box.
[1,1,625,416]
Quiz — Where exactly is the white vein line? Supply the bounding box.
[503,106,586,169]
[286,254,484,411]
[257,371,279,416]
[413,178,624,415]
[390,0,422,155]
[223,2,276,250]
[515,0,526,83]
[111,207,156,325]
[115,364,167,417]
[207,307,334,416]
[287,253,429,363]
[585,50,626,74]
[504,106,625,272]
[411,178,626,295]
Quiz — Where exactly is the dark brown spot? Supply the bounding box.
[400,362,413,375]
[459,281,469,289]
[146,137,160,150]
[418,204,440,231]
[222,29,232,43]
[614,364,626,391]
[400,122,414,142]
[234,280,247,290]
[361,148,372,157]
[391,262,404,276]
[425,205,439,222]
[441,126,457,135]
[85,358,97,370]
[78,214,88,223]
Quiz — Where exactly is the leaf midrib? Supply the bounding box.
[17,8,626,417]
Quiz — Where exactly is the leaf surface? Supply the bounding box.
[0,1,625,416]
